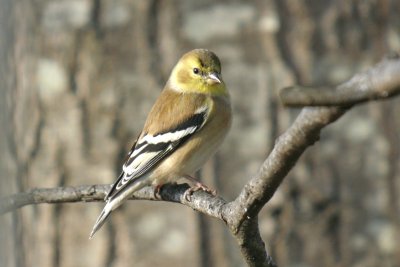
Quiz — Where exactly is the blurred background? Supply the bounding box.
[1,0,400,266]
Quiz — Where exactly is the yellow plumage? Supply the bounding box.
[90,49,232,239]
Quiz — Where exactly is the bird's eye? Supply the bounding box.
[193,68,200,75]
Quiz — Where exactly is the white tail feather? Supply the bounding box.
[89,202,113,239]
[89,174,150,239]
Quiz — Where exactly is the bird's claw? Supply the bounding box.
[153,185,163,199]
[183,183,217,201]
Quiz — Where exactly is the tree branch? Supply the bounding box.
[279,55,400,107]
[1,57,400,267]
[225,106,346,229]
[218,56,400,265]
[0,183,227,221]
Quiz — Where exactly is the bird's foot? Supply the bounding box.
[183,175,217,201]
[153,184,163,199]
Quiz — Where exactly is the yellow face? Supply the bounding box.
[169,49,228,96]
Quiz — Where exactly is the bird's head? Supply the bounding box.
[169,49,228,96]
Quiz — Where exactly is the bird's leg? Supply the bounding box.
[153,184,163,199]
[183,175,217,201]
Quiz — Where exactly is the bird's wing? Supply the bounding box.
[105,105,209,200]
[103,134,139,201]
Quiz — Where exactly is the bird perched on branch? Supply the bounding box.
[90,49,232,239]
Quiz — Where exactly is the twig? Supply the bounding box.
[0,183,227,221]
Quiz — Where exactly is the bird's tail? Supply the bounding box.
[89,174,150,239]
[89,201,113,239]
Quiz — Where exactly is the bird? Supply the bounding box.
[89,49,232,239]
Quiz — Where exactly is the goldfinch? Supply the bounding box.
[89,49,232,239]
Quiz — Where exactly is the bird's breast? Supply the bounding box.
[151,96,231,185]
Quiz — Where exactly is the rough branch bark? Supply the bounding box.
[279,54,400,107]
[1,57,400,267]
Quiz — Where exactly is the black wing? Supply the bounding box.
[105,108,208,200]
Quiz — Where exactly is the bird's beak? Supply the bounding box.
[206,72,222,84]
